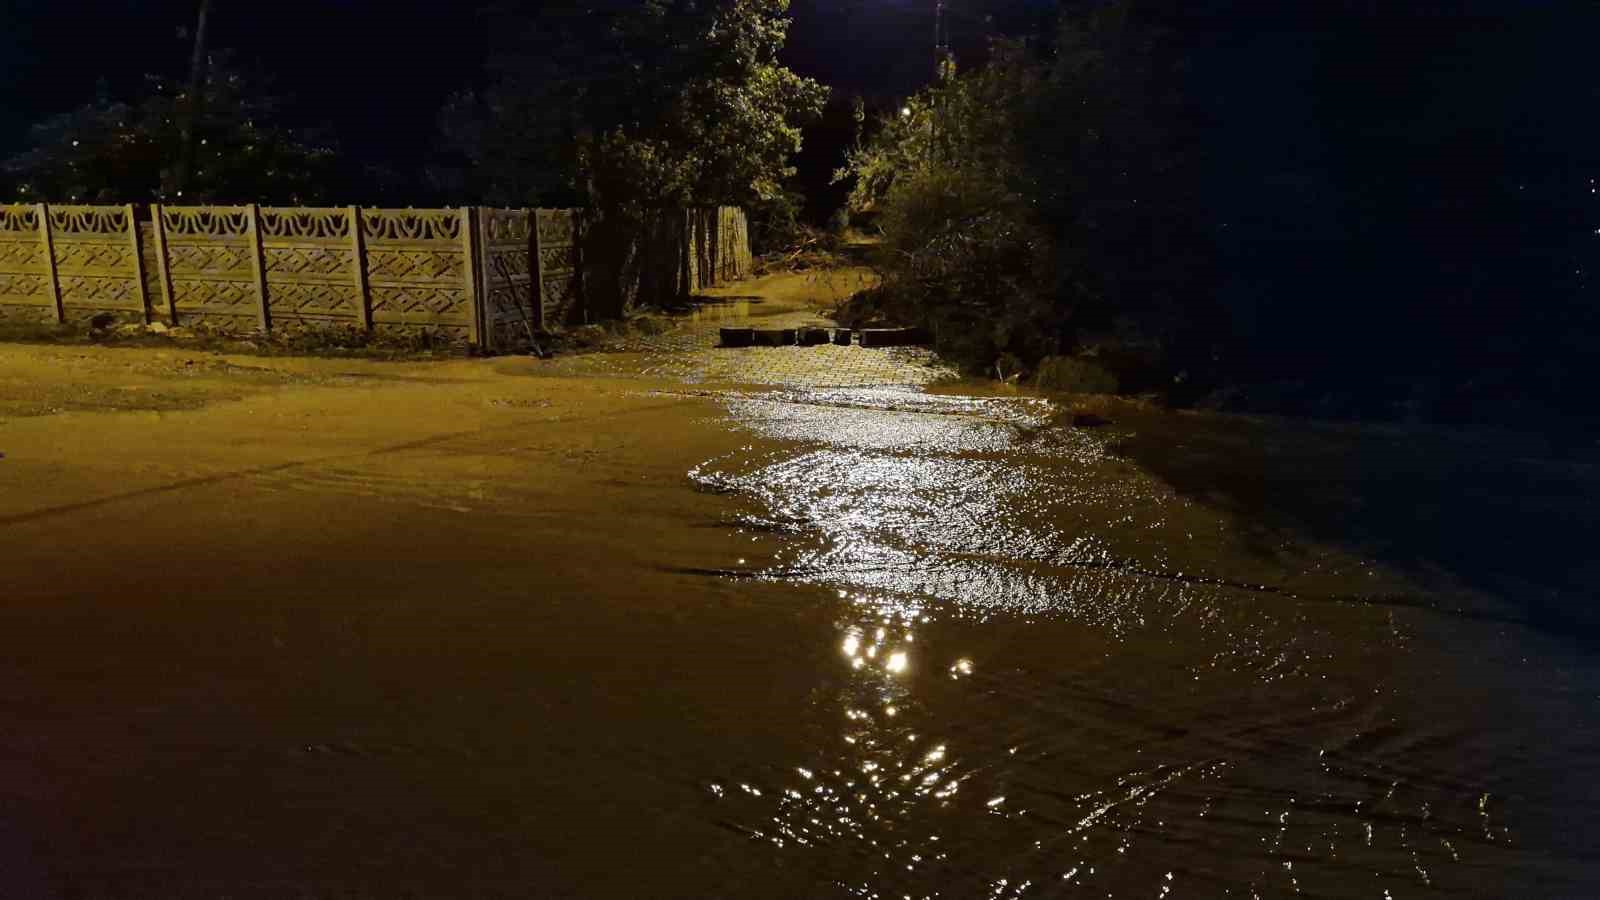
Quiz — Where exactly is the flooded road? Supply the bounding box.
[683,386,1600,898]
[1,312,1597,896]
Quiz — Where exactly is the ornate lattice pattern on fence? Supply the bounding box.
[536,209,581,326]
[0,205,50,323]
[160,206,258,326]
[481,208,537,345]
[361,209,474,339]
[259,207,360,323]
[0,204,152,326]
[1,203,749,342]
[50,205,147,324]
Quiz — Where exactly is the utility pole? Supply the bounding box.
[931,0,945,161]
[175,0,212,198]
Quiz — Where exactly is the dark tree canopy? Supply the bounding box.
[4,53,337,205]
[835,1,1213,375]
[439,0,827,212]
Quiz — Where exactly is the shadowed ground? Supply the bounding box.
[1,268,1596,897]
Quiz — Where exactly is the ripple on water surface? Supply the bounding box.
[690,386,1598,897]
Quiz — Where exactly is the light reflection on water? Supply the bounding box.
[685,299,757,322]
[690,387,1599,897]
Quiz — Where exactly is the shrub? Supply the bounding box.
[831,2,1215,387]
[748,190,807,256]
[272,322,373,351]
[871,168,1058,373]
[1034,356,1120,394]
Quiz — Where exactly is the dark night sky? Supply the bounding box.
[0,0,494,162]
[0,0,984,160]
[3,2,1592,152]
[2,0,1596,224]
[2,0,1593,389]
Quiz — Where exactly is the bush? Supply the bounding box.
[831,2,1215,389]
[272,322,373,352]
[872,168,1058,373]
[1034,356,1120,394]
[748,190,807,256]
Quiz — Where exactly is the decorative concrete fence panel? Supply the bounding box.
[0,202,749,344]
[0,205,49,323]
[479,208,537,346]
[49,205,151,325]
[718,206,752,283]
[685,206,753,292]
[0,203,152,326]
[361,208,477,341]
[259,207,365,329]
[535,209,582,326]
[154,205,261,328]
[686,208,711,292]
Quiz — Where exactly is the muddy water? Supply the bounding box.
[687,386,1600,897]
[2,367,1597,897]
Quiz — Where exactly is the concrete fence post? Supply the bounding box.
[460,207,482,347]
[529,207,545,333]
[149,204,178,324]
[126,203,152,324]
[347,206,372,332]
[475,207,495,352]
[245,203,270,333]
[35,203,63,323]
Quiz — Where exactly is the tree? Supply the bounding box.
[441,0,827,213]
[4,52,337,205]
[836,47,1038,216]
[1023,1,1212,357]
[832,1,1213,377]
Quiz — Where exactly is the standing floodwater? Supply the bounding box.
[1,285,1595,896]
[687,386,1600,897]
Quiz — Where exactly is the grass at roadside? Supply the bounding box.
[0,319,476,361]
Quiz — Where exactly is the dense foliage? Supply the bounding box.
[3,55,337,205]
[836,2,1214,383]
[841,2,1598,425]
[434,0,827,311]
[440,0,826,220]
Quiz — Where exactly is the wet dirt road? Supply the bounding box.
[2,278,1598,897]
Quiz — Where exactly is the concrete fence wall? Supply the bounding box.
[687,206,753,291]
[0,203,752,349]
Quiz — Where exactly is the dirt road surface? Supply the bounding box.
[3,268,1597,897]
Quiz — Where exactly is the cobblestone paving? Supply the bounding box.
[540,303,956,388]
